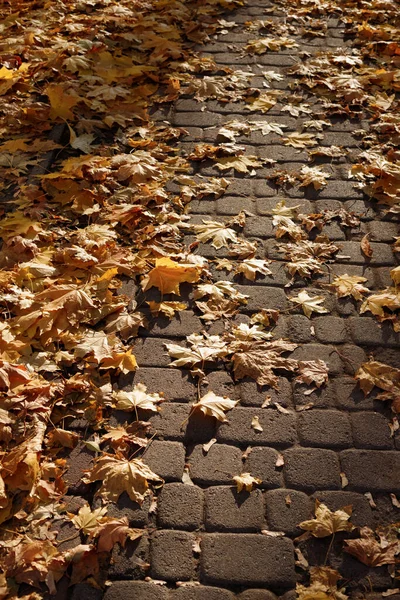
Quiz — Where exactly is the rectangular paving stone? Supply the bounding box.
[201,533,296,587]
[216,408,297,448]
[104,581,168,600]
[236,285,288,311]
[158,483,204,530]
[244,447,283,489]
[173,586,235,600]
[311,491,374,528]
[128,367,197,402]
[151,530,196,581]
[188,444,243,485]
[283,448,341,491]
[350,412,393,449]
[239,377,293,408]
[205,486,264,532]
[265,489,313,535]
[340,450,400,492]
[143,441,185,481]
[297,410,352,449]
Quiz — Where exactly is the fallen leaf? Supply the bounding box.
[290,290,329,318]
[233,472,262,492]
[192,391,238,422]
[113,383,163,413]
[83,454,163,504]
[361,233,373,258]
[251,416,263,432]
[344,527,400,567]
[141,258,201,295]
[300,500,354,537]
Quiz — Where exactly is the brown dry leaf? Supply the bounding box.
[235,259,272,281]
[47,428,80,449]
[355,360,400,396]
[232,340,298,388]
[70,504,108,535]
[361,233,373,258]
[300,500,354,537]
[192,391,238,422]
[96,518,142,552]
[251,415,263,432]
[113,383,163,413]
[344,527,400,567]
[289,290,329,318]
[193,220,238,249]
[233,472,262,492]
[297,567,348,600]
[283,132,318,148]
[83,454,163,504]
[245,92,281,113]
[331,274,370,301]
[214,155,263,174]
[296,360,329,389]
[141,258,201,295]
[147,301,187,318]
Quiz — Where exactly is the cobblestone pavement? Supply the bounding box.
[67,1,400,599]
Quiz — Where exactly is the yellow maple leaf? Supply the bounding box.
[300,500,354,537]
[46,84,80,120]
[141,257,201,295]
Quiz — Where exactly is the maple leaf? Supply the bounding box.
[245,92,281,113]
[300,501,354,537]
[83,454,163,504]
[289,290,329,318]
[96,517,142,552]
[360,288,400,319]
[113,383,163,413]
[245,37,297,54]
[231,340,298,387]
[193,219,238,249]
[192,391,238,422]
[166,333,229,369]
[297,567,348,600]
[235,258,272,281]
[298,166,331,190]
[355,360,400,397]
[233,473,262,492]
[71,504,108,535]
[272,200,302,219]
[344,527,400,567]
[360,233,373,258]
[46,85,80,120]
[214,155,263,174]
[331,274,369,301]
[231,323,272,342]
[141,258,201,295]
[283,132,318,148]
[147,301,187,318]
[296,360,329,389]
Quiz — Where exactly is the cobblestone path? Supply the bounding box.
[67,2,400,599]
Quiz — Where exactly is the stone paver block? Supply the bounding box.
[151,530,196,581]
[201,534,295,587]
[337,241,395,266]
[244,447,283,488]
[237,286,288,312]
[340,450,400,492]
[283,448,341,491]
[144,441,185,481]
[297,410,352,449]
[348,317,400,347]
[287,315,313,343]
[314,317,348,344]
[333,377,377,411]
[239,378,293,408]
[102,493,150,526]
[150,403,217,443]
[188,444,243,485]
[72,583,103,600]
[291,344,342,374]
[205,486,264,532]
[64,443,93,495]
[238,591,278,600]
[133,338,171,367]
[312,491,374,528]
[104,581,168,600]
[158,483,204,530]
[145,311,202,338]
[351,412,393,449]
[265,489,313,535]
[173,586,235,600]
[216,408,297,448]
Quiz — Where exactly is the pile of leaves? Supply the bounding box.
[0,0,399,597]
